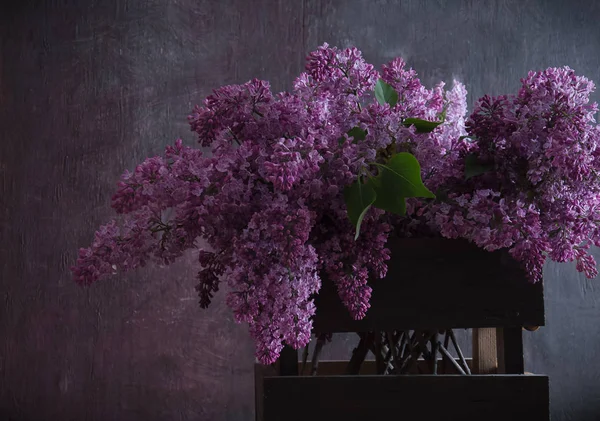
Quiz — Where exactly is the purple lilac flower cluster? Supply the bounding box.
[72,44,600,363]
[417,67,600,282]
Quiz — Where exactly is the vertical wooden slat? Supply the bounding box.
[496,327,506,374]
[501,327,525,374]
[472,328,497,374]
[278,346,299,376]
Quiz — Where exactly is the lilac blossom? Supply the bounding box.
[72,45,600,363]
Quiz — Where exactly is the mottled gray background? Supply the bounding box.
[1,1,600,420]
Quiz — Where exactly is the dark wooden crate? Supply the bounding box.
[257,238,549,421]
[313,238,545,334]
[263,374,549,421]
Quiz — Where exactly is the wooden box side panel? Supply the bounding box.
[313,238,545,333]
[262,374,549,421]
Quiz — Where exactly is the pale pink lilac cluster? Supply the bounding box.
[72,44,600,363]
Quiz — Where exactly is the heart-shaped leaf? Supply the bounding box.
[369,175,407,215]
[369,152,435,216]
[374,79,399,107]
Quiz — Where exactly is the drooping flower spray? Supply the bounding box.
[72,44,600,363]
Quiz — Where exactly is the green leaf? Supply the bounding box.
[374,153,436,198]
[338,127,367,145]
[369,176,407,215]
[434,187,449,203]
[403,118,442,133]
[344,179,377,240]
[464,153,494,180]
[369,152,435,216]
[347,127,367,142]
[374,79,399,107]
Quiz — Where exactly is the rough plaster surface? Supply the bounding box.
[1,1,600,419]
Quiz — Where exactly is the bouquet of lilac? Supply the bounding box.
[72,44,600,364]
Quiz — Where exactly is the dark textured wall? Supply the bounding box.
[1,1,600,420]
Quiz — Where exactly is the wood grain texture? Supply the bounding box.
[2,1,600,420]
[472,328,498,374]
[263,375,550,421]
